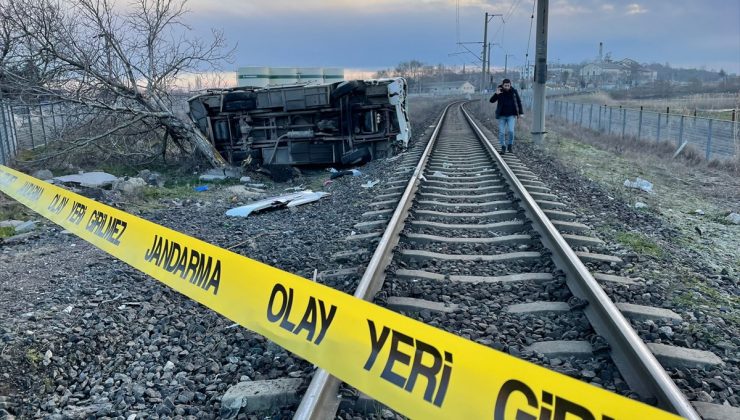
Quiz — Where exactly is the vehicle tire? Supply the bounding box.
[341,148,371,165]
[331,80,364,100]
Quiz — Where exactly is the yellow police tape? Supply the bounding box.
[0,164,680,419]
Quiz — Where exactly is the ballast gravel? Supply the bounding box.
[0,101,446,418]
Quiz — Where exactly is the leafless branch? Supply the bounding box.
[0,0,232,167]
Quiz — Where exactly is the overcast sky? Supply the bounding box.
[185,0,740,75]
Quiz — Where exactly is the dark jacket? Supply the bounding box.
[489,87,523,118]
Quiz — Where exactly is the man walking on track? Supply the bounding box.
[489,78,524,154]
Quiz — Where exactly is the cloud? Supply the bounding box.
[626,3,648,15]
[188,0,468,17]
[551,0,591,16]
[180,0,738,74]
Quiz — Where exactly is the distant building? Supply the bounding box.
[580,58,657,87]
[237,67,345,88]
[424,81,476,95]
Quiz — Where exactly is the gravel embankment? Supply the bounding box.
[0,100,447,418]
[470,108,739,409]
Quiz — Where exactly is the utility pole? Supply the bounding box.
[480,12,489,97]
[481,13,503,97]
[487,43,492,90]
[531,0,549,145]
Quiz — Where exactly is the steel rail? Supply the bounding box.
[459,103,700,420]
[293,102,459,420]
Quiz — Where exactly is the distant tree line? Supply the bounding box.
[373,60,524,93]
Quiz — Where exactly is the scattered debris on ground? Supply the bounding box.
[199,167,242,181]
[623,177,654,193]
[52,172,119,188]
[225,190,330,217]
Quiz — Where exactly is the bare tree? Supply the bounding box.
[0,0,231,167]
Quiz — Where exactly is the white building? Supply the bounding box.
[237,67,345,88]
[580,59,657,87]
[424,81,476,95]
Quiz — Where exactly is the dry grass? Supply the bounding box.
[519,116,740,176]
[566,92,739,121]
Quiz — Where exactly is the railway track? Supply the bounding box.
[288,101,737,419]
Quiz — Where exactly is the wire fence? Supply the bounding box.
[0,97,185,166]
[0,98,77,165]
[545,99,738,161]
[4,92,738,164]
[512,91,739,161]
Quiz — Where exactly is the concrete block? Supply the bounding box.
[647,343,724,369]
[525,341,593,359]
[32,169,54,180]
[332,249,369,263]
[317,267,361,281]
[507,301,570,314]
[220,378,302,418]
[450,273,553,283]
[422,184,504,193]
[551,220,591,234]
[420,191,507,201]
[344,232,381,242]
[387,297,457,314]
[405,233,532,246]
[615,303,682,322]
[543,210,577,221]
[0,220,24,228]
[53,171,118,188]
[534,199,567,210]
[362,208,393,218]
[400,249,541,263]
[14,220,36,234]
[528,192,559,201]
[375,192,402,200]
[562,234,605,247]
[368,199,397,208]
[394,269,445,282]
[413,209,517,222]
[576,252,623,264]
[353,220,386,232]
[410,220,524,233]
[593,273,638,285]
[692,402,740,420]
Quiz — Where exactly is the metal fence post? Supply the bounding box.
[568,101,572,122]
[706,119,713,160]
[678,115,684,148]
[9,105,19,153]
[572,102,576,122]
[563,101,567,120]
[0,103,7,164]
[580,103,584,126]
[637,107,643,140]
[39,103,48,147]
[26,105,35,149]
[665,108,671,141]
[589,104,593,129]
[657,112,662,142]
[598,105,603,131]
[621,108,626,139]
[608,106,613,134]
[50,102,59,133]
